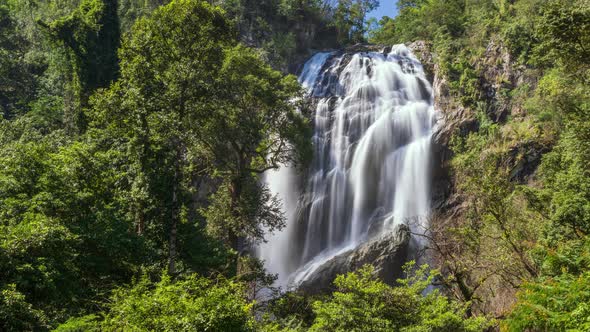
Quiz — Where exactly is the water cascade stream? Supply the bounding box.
[259,45,437,287]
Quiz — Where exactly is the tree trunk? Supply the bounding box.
[135,113,150,236]
[168,147,181,275]
[169,185,178,274]
[168,209,177,275]
[229,178,243,254]
[135,210,145,235]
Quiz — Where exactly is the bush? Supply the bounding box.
[58,272,255,331]
[309,264,490,332]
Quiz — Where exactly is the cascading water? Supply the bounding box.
[259,45,437,287]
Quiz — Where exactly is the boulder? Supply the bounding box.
[297,224,410,294]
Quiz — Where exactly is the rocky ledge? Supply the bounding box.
[297,224,410,294]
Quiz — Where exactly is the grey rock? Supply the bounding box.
[297,224,410,294]
[508,141,552,183]
[407,40,435,82]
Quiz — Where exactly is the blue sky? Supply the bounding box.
[367,0,398,20]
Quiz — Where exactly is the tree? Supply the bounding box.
[0,4,37,119]
[534,0,590,71]
[309,264,490,332]
[0,117,149,328]
[432,120,545,316]
[0,285,48,331]
[505,38,590,329]
[333,0,379,44]
[505,239,590,331]
[90,0,235,274]
[368,0,464,44]
[198,44,311,253]
[56,273,256,331]
[91,0,310,273]
[39,0,121,133]
[118,0,171,32]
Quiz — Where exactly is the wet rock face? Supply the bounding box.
[290,44,397,76]
[407,40,435,82]
[297,224,410,294]
[406,41,462,213]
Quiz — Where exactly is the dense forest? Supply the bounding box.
[0,0,588,331]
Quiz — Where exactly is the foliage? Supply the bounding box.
[0,284,49,331]
[40,0,120,133]
[196,44,310,248]
[216,0,338,67]
[57,273,255,331]
[506,269,590,331]
[118,0,170,32]
[91,0,310,268]
[369,0,465,45]
[262,291,316,330]
[0,0,331,330]
[309,264,489,332]
[505,57,590,329]
[0,4,38,119]
[332,0,379,44]
[89,0,237,269]
[0,121,151,327]
[0,0,315,327]
[540,126,590,245]
[533,0,590,70]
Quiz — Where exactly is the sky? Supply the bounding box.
[367,0,398,21]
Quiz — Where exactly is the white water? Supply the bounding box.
[259,45,437,287]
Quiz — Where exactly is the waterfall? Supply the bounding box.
[259,45,437,287]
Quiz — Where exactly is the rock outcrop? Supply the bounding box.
[408,41,477,149]
[297,224,410,294]
[408,39,545,210]
[507,141,551,183]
